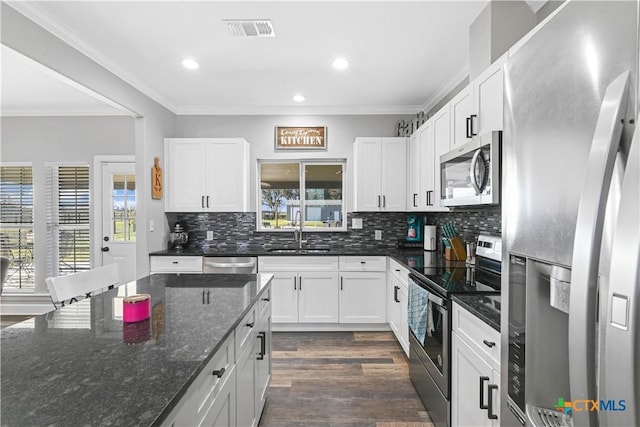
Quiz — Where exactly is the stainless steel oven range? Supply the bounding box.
[407,234,501,427]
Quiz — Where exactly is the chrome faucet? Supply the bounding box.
[293,211,307,249]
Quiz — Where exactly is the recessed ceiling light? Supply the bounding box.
[181,59,199,70]
[292,94,306,102]
[332,57,349,70]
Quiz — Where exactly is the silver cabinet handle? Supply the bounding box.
[382,195,386,207]
[201,195,205,208]
[377,195,381,207]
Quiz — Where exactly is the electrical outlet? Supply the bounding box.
[149,220,155,232]
[375,230,382,240]
[352,218,363,229]
[206,231,214,240]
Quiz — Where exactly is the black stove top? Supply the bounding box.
[408,256,501,298]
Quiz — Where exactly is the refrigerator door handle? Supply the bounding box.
[569,71,630,427]
[601,112,639,427]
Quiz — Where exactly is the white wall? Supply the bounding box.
[1,116,135,293]
[176,114,410,212]
[1,4,177,279]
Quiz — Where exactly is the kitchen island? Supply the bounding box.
[0,273,273,427]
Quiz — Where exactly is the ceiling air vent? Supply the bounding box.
[224,19,275,37]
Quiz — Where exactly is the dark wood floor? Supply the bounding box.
[259,331,433,427]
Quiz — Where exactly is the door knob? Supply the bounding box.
[101,247,110,252]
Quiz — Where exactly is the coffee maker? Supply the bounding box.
[406,215,424,242]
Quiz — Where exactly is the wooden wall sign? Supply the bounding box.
[151,157,163,200]
[275,126,327,151]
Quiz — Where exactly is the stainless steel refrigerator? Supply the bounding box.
[501,1,639,426]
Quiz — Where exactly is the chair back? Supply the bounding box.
[46,264,120,308]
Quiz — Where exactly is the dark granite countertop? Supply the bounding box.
[452,294,501,332]
[149,245,433,271]
[0,273,273,427]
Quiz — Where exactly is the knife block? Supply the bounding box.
[444,238,467,260]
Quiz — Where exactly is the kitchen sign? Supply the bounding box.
[275,126,327,151]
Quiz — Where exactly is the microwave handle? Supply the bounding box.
[470,149,483,195]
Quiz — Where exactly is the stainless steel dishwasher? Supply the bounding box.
[203,256,257,274]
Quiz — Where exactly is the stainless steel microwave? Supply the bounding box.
[440,131,501,207]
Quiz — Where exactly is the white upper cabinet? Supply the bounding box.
[450,85,474,148]
[165,138,250,212]
[408,104,450,212]
[450,54,507,148]
[472,54,506,137]
[353,137,407,212]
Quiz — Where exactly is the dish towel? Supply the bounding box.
[408,281,429,346]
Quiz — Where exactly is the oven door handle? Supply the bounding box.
[427,292,444,306]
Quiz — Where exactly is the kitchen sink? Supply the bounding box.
[267,248,331,254]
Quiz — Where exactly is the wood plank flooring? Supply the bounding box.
[259,331,433,427]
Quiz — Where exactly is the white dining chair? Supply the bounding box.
[46,263,120,309]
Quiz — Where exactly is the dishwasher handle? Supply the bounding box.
[204,261,256,268]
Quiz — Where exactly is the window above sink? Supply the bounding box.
[257,160,346,232]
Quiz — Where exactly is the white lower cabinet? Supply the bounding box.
[451,302,500,427]
[338,256,387,324]
[387,259,409,356]
[259,257,340,324]
[162,283,271,427]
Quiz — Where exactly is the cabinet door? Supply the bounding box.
[199,366,237,427]
[339,272,386,323]
[298,271,339,323]
[398,284,409,357]
[451,332,495,427]
[256,309,271,417]
[418,121,435,210]
[165,139,207,212]
[380,137,407,211]
[450,85,474,148]
[473,56,505,136]
[236,339,257,427]
[204,139,248,212]
[353,138,382,211]
[432,106,451,212]
[388,274,402,335]
[270,271,299,323]
[407,133,421,211]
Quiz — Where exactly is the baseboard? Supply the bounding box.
[272,323,391,332]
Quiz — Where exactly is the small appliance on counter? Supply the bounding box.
[169,222,188,249]
[424,225,437,251]
[406,215,424,243]
[123,294,151,323]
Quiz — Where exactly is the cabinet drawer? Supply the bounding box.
[258,256,338,272]
[235,306,256,359]
[452,302,500,368]
[189,333,234,421]
[388,258,409,284]
[339,256,386,272]
[150,256,203,273]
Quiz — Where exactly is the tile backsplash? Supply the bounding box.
[167,207,501,252]
[166,212,410,251]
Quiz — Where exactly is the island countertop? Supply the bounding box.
[0,273,273,427]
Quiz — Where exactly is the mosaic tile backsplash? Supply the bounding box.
[167,207,501,252]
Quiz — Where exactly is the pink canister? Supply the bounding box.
[123,294,151,323]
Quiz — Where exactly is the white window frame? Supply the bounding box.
[256,159,347,232]
[0,163,34,292]
[45,162,91,279]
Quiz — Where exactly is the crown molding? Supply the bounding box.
[1,107,130,117]
[176,104,422,116]
[419,64,469,115]
[6,1,179,114]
